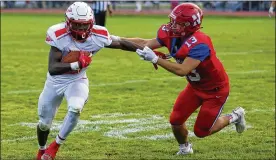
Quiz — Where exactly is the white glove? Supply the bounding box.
[136,46,159,64]
[269,7,274,17]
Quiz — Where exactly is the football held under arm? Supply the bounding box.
[48,46,73,75]
[45,27,83,75]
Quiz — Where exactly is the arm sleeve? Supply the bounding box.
[156,37,165,46]
[156,25,169,47]
[188,43,210,62]
[45,30,58,48]
[103,31,112,47]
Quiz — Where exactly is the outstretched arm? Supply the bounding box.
[106,35,162,51]
[106,36,144,51]
[136,47,201,76]
[106,36,164,70]
[120,37,162,50]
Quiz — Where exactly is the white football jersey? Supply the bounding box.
[45,22,112,87]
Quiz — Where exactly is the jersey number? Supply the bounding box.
[161,25,169,31]
[185,36,197,48]
[187,69,201,81]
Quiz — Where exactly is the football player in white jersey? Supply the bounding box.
[36,2,142,160]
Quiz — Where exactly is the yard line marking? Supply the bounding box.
[91,112,143,118]
[5,70,269,94]
[1,111,253,143]
[6,90,42,94]
[1,136,37,142]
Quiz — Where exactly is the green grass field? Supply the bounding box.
[1,13,275,159]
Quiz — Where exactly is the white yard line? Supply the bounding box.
[5,70,269,95]
[1,136,37,142]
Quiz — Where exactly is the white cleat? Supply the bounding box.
[232,107,246,133]
[176,143,193,155]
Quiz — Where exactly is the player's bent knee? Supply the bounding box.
[68,105,82,113]
[193,127,210,138]
[38,121,51,131]
[169,112,184,125]
[68,97,85,113]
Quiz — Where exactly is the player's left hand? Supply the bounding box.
[136,46,159,64]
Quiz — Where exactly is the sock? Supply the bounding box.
[55,134,66,145]
[227,113,239,124]
[179,142,189,149]
[57,111,80,144]
[39,146,47,150]
[37,125,50,148]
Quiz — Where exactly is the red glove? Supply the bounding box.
[152,51,170,70]
[154,51,167,59]
[78,51,92,69]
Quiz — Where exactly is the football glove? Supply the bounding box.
[136,46,158,63]
[136,46,172,70]
[79,51,92,69]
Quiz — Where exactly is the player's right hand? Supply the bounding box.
[78,51,92,69]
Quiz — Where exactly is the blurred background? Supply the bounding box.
[1,1,272,12]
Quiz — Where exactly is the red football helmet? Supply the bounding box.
[166,3,203,37]
[65,2,94,42]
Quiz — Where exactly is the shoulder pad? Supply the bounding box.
[92,25,109,38]
[157,24,170,40]
[45,23,68,50]
[192,31,209,42]
[47,23,68,39]
[91,25,112,46]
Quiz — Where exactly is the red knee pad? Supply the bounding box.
[193,126,210,138]
[169,111,185,125]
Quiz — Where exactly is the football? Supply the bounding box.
[61,51,90,63]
